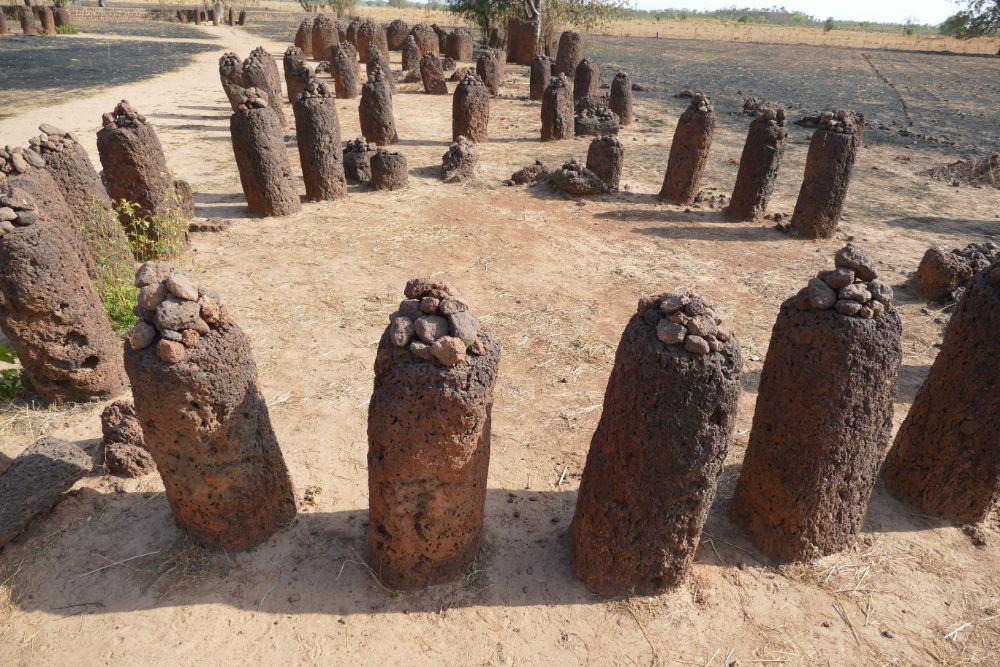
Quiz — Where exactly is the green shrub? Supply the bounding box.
[56,24,78,35]
[114,197,187,262]
[0,346,28,401]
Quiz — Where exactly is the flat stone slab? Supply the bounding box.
[0,437,92,547]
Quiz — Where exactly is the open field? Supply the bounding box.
[0,18,998,667]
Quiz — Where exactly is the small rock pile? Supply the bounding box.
[231,86,270,113]
[442,135,477,183]
[0,187,38,236]
[101,100,145,129]
[794,245,893,319]
[24,124,80,159]
[817,110,858,135]
[101,400,156,478]
[386,278,486,367]
[0,144,45,176]
[913,241,1000,302]
[126,262,225,365]
[550,159,604,196]
[637,291,735,356]
[344,137,376,183]
[506,160,547,185]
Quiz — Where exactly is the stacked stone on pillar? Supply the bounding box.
[476,51,500,96]
[312,14,340,60]
[293,79,346,202]
[732,245,901,563]
[452,73,490,142]
[789,110,864,239]
[357,18,388,63]
[610,70,633,126]
[331,44,359,99]
[386,19,409,51]
[125,263,297,551]
[587,136,624,190]
[571,290,741,595]
[97,100,193,255]
[344,137,376,184]
[530,55,551,102]
[359,66,398,145]
[573,58,601,102]
[725,107,788,221]
[420,52,448,95]
[370,150,408,191]
[368,279,501,589]
[285,56,312,106]
[294,17,313,57]
[881,262,1000,524]
[401,35,420,71]
[555,30,583,76]
[541,74,574,141]
[410,23,438,55]
[0,185,127,403]
[658,92,715,205]
[445,27,473,62]
[243,47,285,128]
[442,136,477,183]
[229,88,301,217]
[219,52,244,111]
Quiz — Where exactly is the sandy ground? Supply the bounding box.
[0,23,999,667]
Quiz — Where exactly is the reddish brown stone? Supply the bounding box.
[0,187,127,404]
[506,17,538,65]
[555,30,583,77]
[283,46,307,104]
[312,14,340,61]
[370,150,407,191]
[571,293,741,595]
[541,74,574,141]
[882,263,1000,523]
[293,17,313,58]
[18,7,36,35]
[610,70,633,126]
[452,73,490,142]
[586,135,625,190]
[41,6,55,35]
[386,19,409,51]
[293,80,346,202]
[242,48,285,128]
[529,55,551,101]
[912,247,974,302]
[401,35,420,71]
[364,44,395,93]
[659,93,715,205]
[357,18,388,63]
[488,26,506,49]
[732,285,902,563]
[476,51,500,96]
[218,52,244,111]
[726,110,788,221]
[573,58,601,102]
[367,293,501,589]
[331,44,359,99]
[420,52,448,95]
[343,137,376,184]
[0,11,9,35]
[410,23,438,55]
[442,135,477,183]
[446,27,473,62]
[789,111,864,239]
[229,94,301,217]
[359,66,398,145]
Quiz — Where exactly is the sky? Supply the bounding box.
[628,0,964,24]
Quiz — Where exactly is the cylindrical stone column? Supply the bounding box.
[446,27,473,62]
[541,74,574,141]
[19,7,36,35]
[488,27,506,49]
[357,18,388,63]
[124,263,296,551]
[573,58,601,102]
[555,30,583,77]
[41,6,56,35]
[370,150,407,191]
[1,11,9,35]
[219,52,244,110]
[506,17,538,65]
[401,35,420,71]
[452,73,490,142]
[360,67,398,146]
[368,279,501,589]
[386,19,409,51]
[331,44,359,99]
[420,52,448,95]
[789,111,864,240]
[432,24,448,52]
[283,46,306,104]
[344,137,376,184]
[410,23,437,55]
[294,17,313,58]
[0,186,127,403]
[530,55,551,102]
[364,44,395,93]
[476,51,500,96]
[571,291,741,596]
[312,14,339,60]
[242,48,285,128]
[725,108,788,221]
[658,92,715,205]
[732,245,901,563]
[882,262,1000,523]
[586,135,624,190]
[610,70,633,126]
[54,7,71,28]
[293,79,346,202]
[229,89,301,217]
[238,9,247,26]
[442,136,477,183]
[345,17,360,46]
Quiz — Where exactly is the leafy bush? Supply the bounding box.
[114,197,187,262]
[0,346,28,401]
[56,25,78,35]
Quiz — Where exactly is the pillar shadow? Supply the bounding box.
[882,216,1000,237]
[896,364,930,404]
[192,192,253,219]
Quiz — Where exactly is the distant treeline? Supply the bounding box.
[617,7,938,33]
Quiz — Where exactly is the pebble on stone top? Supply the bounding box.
[25,123,82,159]
[636,289,734,356]
[0,140,46,177]
[126,262,226,365]
[232,87,271,113]
[0,186,39,237]
[298,78,333,101]
[754,106,786,127]
[387,278,487,367]
[686,91,713,114]
[817,109,858,135]
[101,100,148,128]
[794,244,893,318]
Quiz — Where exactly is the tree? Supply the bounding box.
[534,0,628,53]
[940,13,971,36]
[954,1,999,36]
[446,0,517,37]
[823,16,836,32]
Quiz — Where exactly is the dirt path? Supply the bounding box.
[1,24,998,666]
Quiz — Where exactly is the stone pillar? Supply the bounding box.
[911,243,1000,302]
[0,185,127,403]
[492,47,507,79]
[293,79,346,202]
[452,73,490,143]
[364,44,395,93]
[193,9,200,26]
[54,7,72,28]
[124,263,296,551]
[446,27,473,62]
[0,11,8,35]
[506,17,538,65]
[294,17,313,58]
[575,107,619,138]
[488,27,506,49]
[442,136,477,183]
[573,58,601,102]
[476,51,500,96]
[571,291,741,595]
[541,74,573,141]
[283,46,308,104]
[219,52,244,111]
[229,88,301,217]
[242,47,285,128]
[331,44,359,99]
[432,24,448,52]
[530,55,551,102]
[882,262,1000,523]
[41,6,56,35]
[238,9,247,26]
[370,150,407,191]
[732,245,901,563]
[610,70,633,126]
[312,14,339,58]
[368,279,501,589]
[410,23,437,55]
[345,16,360,46]
[18,6,36,35]
[401,35,420,72]
[586,135,624,190]
[386,19,409,51]
[789,111,864,239]
[357,18,388,63]
[420,52,448,95]
[96,101,192,253]
[343,137,376,184]
[726,108,788,221]
[359,66,398,146]
[210,6,219,26]
[658,92,715,205]
[555,30,583,77]
[227,7,234,26]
